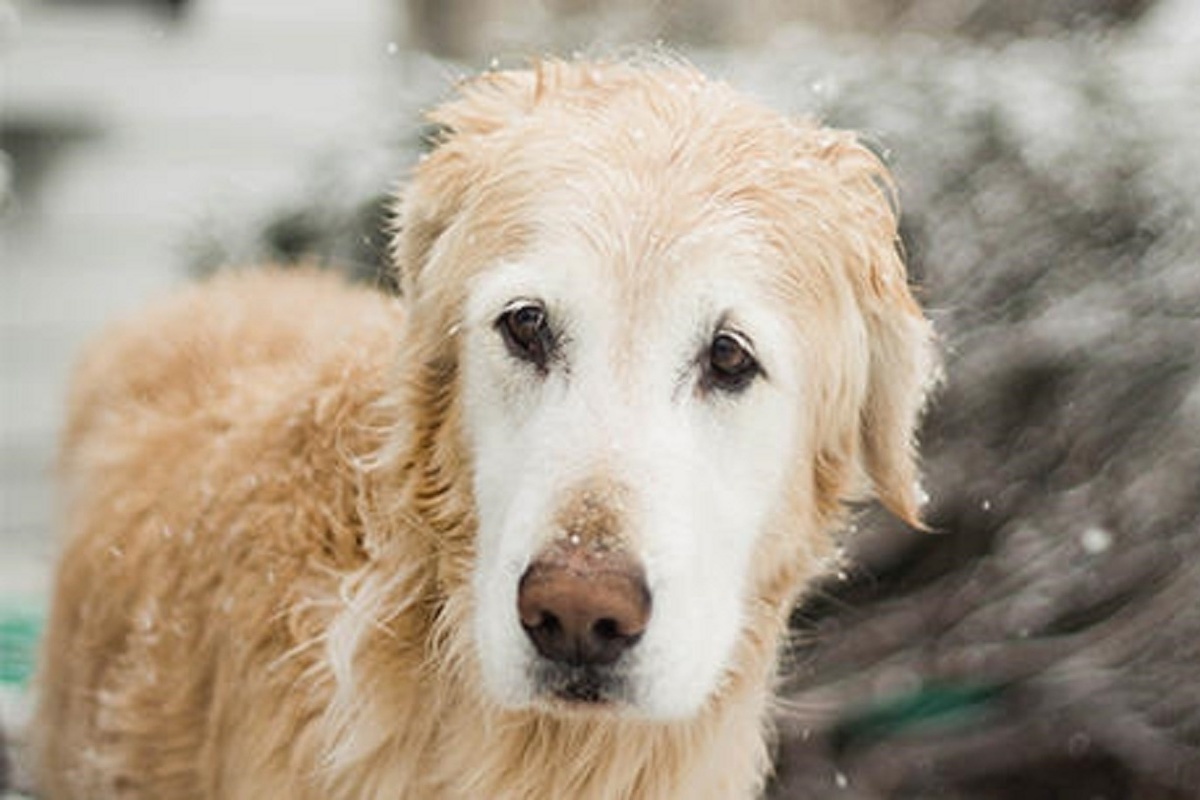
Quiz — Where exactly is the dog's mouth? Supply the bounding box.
[530,661,630,711]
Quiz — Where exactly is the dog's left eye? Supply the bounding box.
[497,300,555,371]
[704,330,760,393]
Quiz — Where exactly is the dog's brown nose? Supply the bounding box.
[517,544,651,667]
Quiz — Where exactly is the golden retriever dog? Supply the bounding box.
[33,60,936,799]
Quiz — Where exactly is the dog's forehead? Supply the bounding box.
[447,78,883,359]
[470,212,777,323]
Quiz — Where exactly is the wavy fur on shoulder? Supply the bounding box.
[33,60,934,799]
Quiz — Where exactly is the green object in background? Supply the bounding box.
[834,681,1004,750]
[0,603,44,689]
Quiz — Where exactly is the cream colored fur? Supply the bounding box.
[32,60,935,799]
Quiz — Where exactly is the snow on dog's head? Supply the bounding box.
[392,60,936,721]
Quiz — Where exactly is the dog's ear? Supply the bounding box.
[858,269,937,528]
[394,63,616,300]
[390,68,539,300]
[822,137,939,528]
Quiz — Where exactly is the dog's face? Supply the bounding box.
[395,62,935,721]
[461,216,807,718]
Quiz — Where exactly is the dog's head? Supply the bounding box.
[392,61,936,721]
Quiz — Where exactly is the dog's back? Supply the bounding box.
[34,269,402,797]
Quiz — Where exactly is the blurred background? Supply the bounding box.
[2,0,1198,797]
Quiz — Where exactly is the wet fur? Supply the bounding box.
[33,60,934,798]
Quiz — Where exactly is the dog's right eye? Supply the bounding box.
[497,300,555,372]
